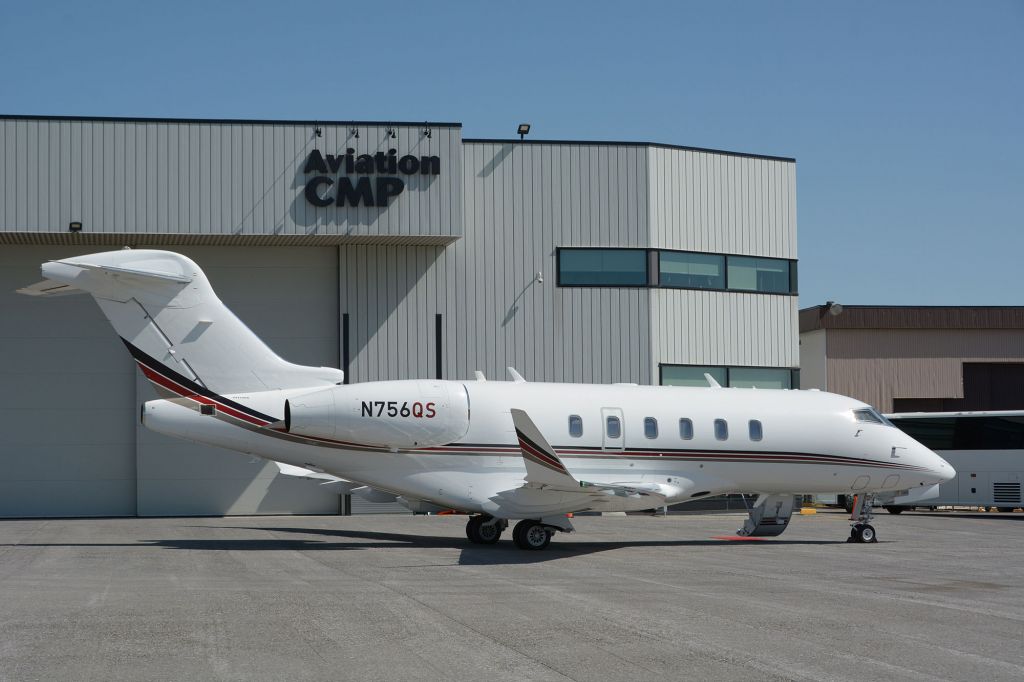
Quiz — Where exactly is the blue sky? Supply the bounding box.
[2,1,1021,307]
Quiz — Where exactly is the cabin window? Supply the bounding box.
[606,416,622,439]
[749,419,763,441]
[568,415,583,438]
[714,419,729,441]
[679,418,694,440]
[644,417,658,439]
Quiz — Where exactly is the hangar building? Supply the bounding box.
[0,115,798,517]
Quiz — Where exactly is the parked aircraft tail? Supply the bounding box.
[17,249,345,394]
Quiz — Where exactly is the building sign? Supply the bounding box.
[302,148,441,208]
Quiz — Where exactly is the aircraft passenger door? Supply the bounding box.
[601,407,625,452]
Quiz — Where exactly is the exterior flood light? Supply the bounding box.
[68,221,82,232]
[517,123,531,140]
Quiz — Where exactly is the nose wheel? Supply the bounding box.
[847,494,879,543]
[849,523,877,543]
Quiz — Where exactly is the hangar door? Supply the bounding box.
[0,245,344,518]
[0,246,138,517]
[135,246,342,516]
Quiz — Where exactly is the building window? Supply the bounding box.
[679,418,694,440]
[659,252,725,290]
[606,416,622,439]
[556,248,796,295]
[714,419,729,440]
[660,365,799,389]
[644,417,658,439]
[749,419,763,441]
[661,365,728,388]
[558,249,647,286]
[726,256,793,294]
[729,367,793,390]
[568,415,583,438]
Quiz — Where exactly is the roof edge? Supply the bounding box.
[0,114,463,128]
[463,138,795,162]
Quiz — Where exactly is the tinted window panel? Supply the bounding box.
[727,256,792,293]
[714,419,728,441]
[679,418,693,440]
[661,365,727,388]
[730,368,793,389]
[659,252,725,289]
[644,417,658,439]
[749,419,763,441]
[893,416,1024,450]
[559,249,647,286]
[569,415,583,438]
[606,416,622,439]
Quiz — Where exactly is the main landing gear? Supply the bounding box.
[848,493,878,544]
[465,515,506,544]
[464,515,573,550]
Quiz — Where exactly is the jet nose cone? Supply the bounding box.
[931,452,956,482]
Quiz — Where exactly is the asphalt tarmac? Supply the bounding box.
[1,510,1022,681]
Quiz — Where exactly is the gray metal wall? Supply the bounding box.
[0,117,462,241]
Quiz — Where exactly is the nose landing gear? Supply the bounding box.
[848,494,879,543]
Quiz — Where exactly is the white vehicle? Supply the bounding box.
[19,250,955,548]
[878,411,1024,512]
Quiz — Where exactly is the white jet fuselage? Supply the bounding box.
[142,378,954,518]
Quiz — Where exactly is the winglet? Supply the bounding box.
[704,373,722,388]
[473,370,487,381]
[510,408,577,487]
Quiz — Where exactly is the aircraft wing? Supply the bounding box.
[509,408,668,501]
[273,461,358,489]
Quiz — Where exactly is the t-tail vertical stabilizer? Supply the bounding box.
[18,249,344,394]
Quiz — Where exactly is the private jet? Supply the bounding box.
[19,249,955,549]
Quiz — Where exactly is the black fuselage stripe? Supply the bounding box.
[122,337,277,423]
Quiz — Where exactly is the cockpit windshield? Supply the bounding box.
[853,407,894,426]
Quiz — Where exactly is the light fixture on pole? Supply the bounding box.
[517,123,531,140]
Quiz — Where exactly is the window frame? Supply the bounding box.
[556,247,797,296]
[568,414,583,438]
[679,418,694,440]
[556,248,650,288]
[644,417,658,439]
[659,364,800,389]
[714,418,729,441]
[606,415,622,439]
[749,419,763,441]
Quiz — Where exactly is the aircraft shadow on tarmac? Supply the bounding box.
[178,525,848,565]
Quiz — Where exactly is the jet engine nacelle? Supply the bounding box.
[284,380,470,449]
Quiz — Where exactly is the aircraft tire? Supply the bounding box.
[512,520,551,550]
[466,516,502,544]
[885,506,904,515]
[850,524,877,544]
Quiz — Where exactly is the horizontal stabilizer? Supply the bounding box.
[16,279,84,297]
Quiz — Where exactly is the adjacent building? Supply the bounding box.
[800,305,1024,412]
[1,114,799,517]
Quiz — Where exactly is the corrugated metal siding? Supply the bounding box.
[0,118,462,240]
[647,147,797,258]
[651,290,799,371]
[824,328,1024,411]
[455,142,652,384]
